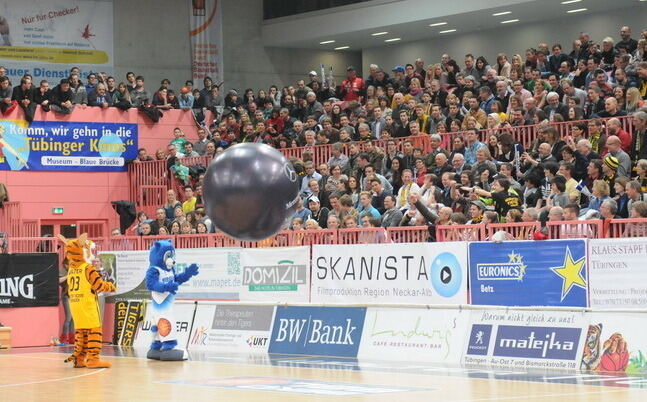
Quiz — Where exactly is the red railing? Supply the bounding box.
[546,219,604,239]
[486,221,541,241]
[436,224,487,242]
[607,218,647,238]
[0,201,22,237]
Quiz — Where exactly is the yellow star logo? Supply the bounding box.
[550,246,587,301]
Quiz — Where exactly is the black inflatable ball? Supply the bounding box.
[202,143,300,241]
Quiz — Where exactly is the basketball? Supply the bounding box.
[202,143,300,241]
[157,318,172,337]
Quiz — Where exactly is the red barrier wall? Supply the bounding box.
[0,306,59,347]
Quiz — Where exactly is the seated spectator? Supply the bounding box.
[182,186,197,213]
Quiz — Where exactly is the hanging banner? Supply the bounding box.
[469,240,588,307]
[0,253,58,307]
[0,0,114,83]
[0,120,138,172]
[311,243,468,305]
[588,238,647,309]
[463,309,588,370]
[189,0,223,82]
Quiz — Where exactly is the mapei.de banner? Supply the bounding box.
[0,120,138,171]
[469,240,588,307]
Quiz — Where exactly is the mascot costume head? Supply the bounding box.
[145,240,199,361]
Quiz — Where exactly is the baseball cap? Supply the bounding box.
[346,66,356,71]
[470,200,486,210]
[392,66,405,73]
[309,196,320,203]
[308,70,318,76]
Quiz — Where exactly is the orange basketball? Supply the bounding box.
[157,318,172,337]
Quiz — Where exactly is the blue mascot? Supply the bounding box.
[145,240,199,361]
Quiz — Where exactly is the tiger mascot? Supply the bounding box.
[58,234,116,368]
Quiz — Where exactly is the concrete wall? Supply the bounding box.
[362,7,647,74]
[112,0,362,93]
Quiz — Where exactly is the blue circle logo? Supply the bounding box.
[431,252,462,298]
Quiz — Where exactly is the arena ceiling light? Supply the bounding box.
[319,40,335,44]
[371,32,388,36]
[492,11,512,16]
[439,29,457,34]
[384,37,401,42]
[566,8,587,12]
[429,22,448,27]
[500,19,520,24]
[334,45,350,50]
[560,0,582,4]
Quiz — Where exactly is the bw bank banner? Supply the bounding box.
[0,0,114,84]
[0,120,137,171]
[311,243,468,305]
[469,240,588,307]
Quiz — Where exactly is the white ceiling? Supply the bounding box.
[261,0,645,50]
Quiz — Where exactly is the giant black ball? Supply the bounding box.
[202,143,300,241]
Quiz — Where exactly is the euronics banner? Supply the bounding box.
[102,246,310,303]
[0,120,138,171]
[588,238,647,309]
[463,309,587,370]
[469,240,588,307]
[311,243,468,305]
[189,0,223,82]
[0,0,114,83]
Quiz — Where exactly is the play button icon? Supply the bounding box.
[440,266,452,284]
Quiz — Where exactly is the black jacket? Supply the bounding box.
[50,85,74,106]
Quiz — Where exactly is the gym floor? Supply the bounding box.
[1,346,647,401]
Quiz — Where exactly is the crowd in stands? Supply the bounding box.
[3,25,647,240]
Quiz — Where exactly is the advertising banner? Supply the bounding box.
[103,246,309,303]
[0,0,114,84]
[114,300,145,346]
[239,247,309,303]
[358,307,469,364]
[588,239,647,308]
[469,240,588,307]
[311,243,468,305]
[188,304,275,353]
[0,253,58,307]
[0,120,138,172]
[133,301,195,349]
[268,306,366,357]
[581,312,647,373]
[189,0,223,82]
[463,309,588,370]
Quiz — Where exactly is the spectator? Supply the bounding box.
[34,79,51,111]
[181,186,197,213]
[12,76,36,122]
[308,196,329,229]
[50,78,74,114]
[88,83,112,108]
[130,75,150,107]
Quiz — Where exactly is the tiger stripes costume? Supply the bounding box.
[59,234,116,368]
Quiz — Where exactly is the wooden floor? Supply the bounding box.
[1,346,647,401]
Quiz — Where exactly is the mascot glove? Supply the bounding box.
[165,282,179,294]
[186,263,199,277]
[106,282,117,292]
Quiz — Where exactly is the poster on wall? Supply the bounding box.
[469,240,588,307]
[188,304,275,353]
[0,0,114,83]
[0,253,59,307]
[311,243,468,305]
[189,0,223,83]
[588,238,647,308]
[358,307,469,364]
[463,309,588,370]
[581,312,647,373]
[0,121,138,172]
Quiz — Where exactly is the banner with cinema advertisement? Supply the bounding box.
[310,243,468,305]
[0,0,114,84]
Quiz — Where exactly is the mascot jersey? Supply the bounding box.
[150,265,177,341]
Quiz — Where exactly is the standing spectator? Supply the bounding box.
[34,79,51,111]
[339,66,364,102]
[88,83,112,108]
[130,75,150,107]
[113,82,132,110]
[12,77,36,122]
[68,73,87,105]
[194,127,210,156]
[49,78,74,114]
